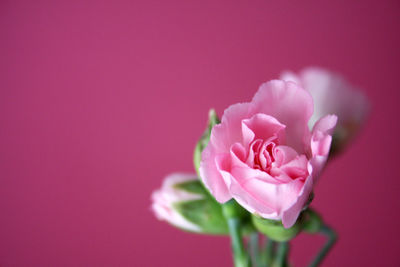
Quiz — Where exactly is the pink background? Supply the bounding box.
[1,1,399,266]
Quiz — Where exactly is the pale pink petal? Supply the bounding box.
[214,153,235,187]
[199,144,231,203]
[231,177,304,222]
[311,132,332,157]
[230,163,278,185]
[269,172,295,184]
[312,114,337,137]
[230,143,247,164]
[280,71,301,84]
[309,115,337,180]
[280,155,309,180]
[309,155,327,183]
[228,175,279,220]
[245,140,262,168]
[210,102,253,152]
[251,80,314,153]
[241,114,286,147]
[274,145,299,167]
[281,174,313,228]
[216,147,278,185]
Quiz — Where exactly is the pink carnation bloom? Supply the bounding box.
[200,80,337,228]
[152,173,202,232]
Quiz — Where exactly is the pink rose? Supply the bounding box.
[281,67,369,151]
[199,80,337,228]
[151,173,203,232]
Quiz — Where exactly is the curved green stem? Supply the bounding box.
[308,224,337,267]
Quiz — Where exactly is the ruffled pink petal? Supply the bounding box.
[233,176,304,221]
[311,132,332,156]
[279,155,309,180]
[241,113,286,147]
[199,144,231,203]
[230,162,278,185]
[219,152,307,225]
[228,174,279,220]
[210,102,253,153]
[230,143,247,164]
[224,150,311,228]
[273,145,299,167]
[309,115,337,181]
[280,71,301,84]
[309,155,327,183]
[251,80,314,153]
[281,174,313,228]
[312,114,337,138]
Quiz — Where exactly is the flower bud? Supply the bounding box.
[193,109,220,175]
[151,173,228,234]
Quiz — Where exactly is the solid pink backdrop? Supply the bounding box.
[1,1,399,266]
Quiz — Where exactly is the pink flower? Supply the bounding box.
[199,80,337,228]
[151,173,203,232]
[281,67,369,151]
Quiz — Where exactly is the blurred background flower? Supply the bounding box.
[281,67,369,154]
[152,173,229,234]
[152,173,203,232]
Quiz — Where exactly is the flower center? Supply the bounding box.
[247,137,279,172]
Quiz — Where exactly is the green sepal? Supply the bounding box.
[173,181,253,235]
[193,109,220,176]
[173,179,206,195]
[302,208,323,234]
[222,199,254,236]
[251,214,302,242]
[222,199,250,220]
[173,198,228,235]
[172,179,228,234]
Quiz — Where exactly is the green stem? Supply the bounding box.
[249,232,260,267]
[222,201,250,267]
[308,224,337,267]
[264,239,275,266]
[226,217,250,267]
[275,242,289,267]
